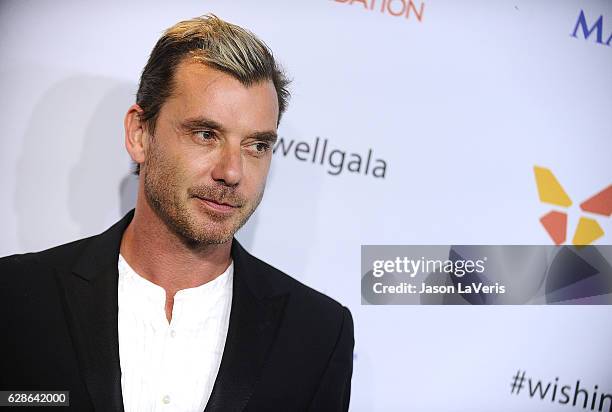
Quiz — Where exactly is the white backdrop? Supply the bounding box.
[1,1,611,411]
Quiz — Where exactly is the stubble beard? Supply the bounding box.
[142,140,264,247]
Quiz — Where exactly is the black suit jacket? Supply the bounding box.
[0,211,354,411]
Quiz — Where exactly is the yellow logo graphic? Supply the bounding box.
[534,166,611,245]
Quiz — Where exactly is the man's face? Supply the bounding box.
[142,60,279,245]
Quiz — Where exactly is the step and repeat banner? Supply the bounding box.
[1,1,611,411]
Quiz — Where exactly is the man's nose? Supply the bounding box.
[211,141,243,187]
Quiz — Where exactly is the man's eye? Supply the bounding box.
[195,130,215,140]
[254,142,270,153]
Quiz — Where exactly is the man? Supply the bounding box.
[0,15,354,411]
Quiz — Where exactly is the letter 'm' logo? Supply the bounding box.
[571,9,612,46]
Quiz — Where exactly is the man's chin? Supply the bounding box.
[177,215,239,246]
[169,200,255,246]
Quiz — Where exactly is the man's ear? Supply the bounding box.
[124,104,148,166]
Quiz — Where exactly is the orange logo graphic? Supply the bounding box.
[333,0,425,22]
[534,166,611,245]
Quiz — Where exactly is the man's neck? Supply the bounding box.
[119,201,232,306]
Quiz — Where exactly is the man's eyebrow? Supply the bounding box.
[180,117,277,143]
[180,117,226,133]
[246,131,278,144]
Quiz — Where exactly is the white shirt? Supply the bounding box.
[117,254,233,412]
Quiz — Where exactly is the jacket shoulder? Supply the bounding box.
[0,236,94,280]
[243,249,349,317]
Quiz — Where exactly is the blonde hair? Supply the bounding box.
[136,14,290,135]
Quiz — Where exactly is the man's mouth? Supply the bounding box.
[195,196,240,213]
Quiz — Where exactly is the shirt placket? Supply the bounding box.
[157,293,183,411]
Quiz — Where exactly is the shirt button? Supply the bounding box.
[170,330,176,338]
[162,395,171,404]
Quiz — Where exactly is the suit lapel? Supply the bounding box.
[204,241,289,412]
[55,212,134,412]
[55,210,288,412]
